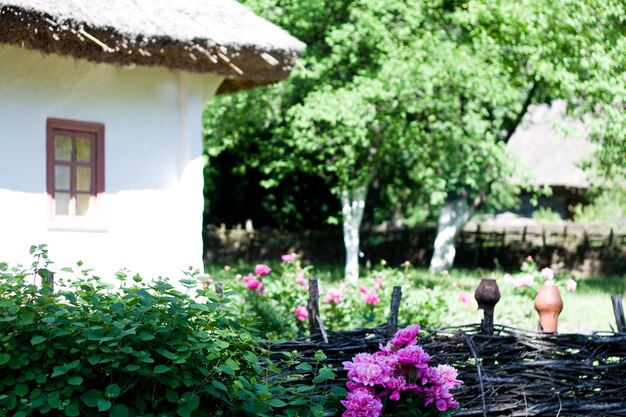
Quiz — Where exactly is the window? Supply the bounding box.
[46,118,104,227]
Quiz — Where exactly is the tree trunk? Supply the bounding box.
[429,197,472,273]
[341,186,367,282]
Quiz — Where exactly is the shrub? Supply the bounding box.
[501,256,577,299]
[0,246,338,417]
[212,256,448,340]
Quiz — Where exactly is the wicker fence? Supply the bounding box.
[266,280,626,417]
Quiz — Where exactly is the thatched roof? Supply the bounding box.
[0,0,306,93]
[507,100,595,189]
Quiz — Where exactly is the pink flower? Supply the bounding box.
[395,345,431,369]
[223,265,231,271]
[442,270,449,276]
[242,273,263,291]
[344,360,391,387]
[255,264,272,276]
[388,325,420,349]
[234,273,241,283]
[341,387,382,417]
[435,365,463,389]
[359,286,369,295]
[503,273,513,283]
[364,292,380,306]
[403,260,411,268]
[373,278,384,291]
[294,305,308,321]
[541,267,555,280]
[566,279,577,292]
[295,272,307,286]
[513,274,534,288]
[281,253,297,262]
[527,255,533,261]
[458,291,472,308]
[382,375,415,401]
[323,288,343,304]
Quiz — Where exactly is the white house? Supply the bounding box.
[0,0,305,279]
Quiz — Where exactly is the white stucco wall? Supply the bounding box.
[0,45,223,282]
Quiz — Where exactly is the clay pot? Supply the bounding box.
[534,282,563,333]
[474,278,501,314]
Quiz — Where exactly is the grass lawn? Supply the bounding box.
[206,261,626,334]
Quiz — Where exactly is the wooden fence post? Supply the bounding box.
[215,282,224,298]
[611,295,625,333]
[42,272,54,293]
[386,286,402,338]
[308,277,321,336]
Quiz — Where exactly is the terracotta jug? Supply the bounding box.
[534,282,563,333]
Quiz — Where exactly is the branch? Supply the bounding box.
[500,81,538,144]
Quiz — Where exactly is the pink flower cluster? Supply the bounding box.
[323,287,344,304]
[281,252,297,263]
[241,264,273,294]
[342,325,462,417]
[360,286,380,306]
[513,274,534,288]
[294,305,308,321]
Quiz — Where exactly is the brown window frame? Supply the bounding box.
[46,118,105,225]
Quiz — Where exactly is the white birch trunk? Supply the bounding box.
[429,197,472,273]
[341,186,367,282]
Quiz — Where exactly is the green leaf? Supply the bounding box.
[31,335,47,345]
[105,384,120,398]
[156,348,176,360]
[14,383,29,397]
[98,399,112,412]
[313,351,327,362]
[68,376,83,385]
[81,389,104,407]
[211,380,228,392]
[166,390,179,403]
[64,404,80,416]
[153,365,170,374]
[312,367,336,384]
[0,353,10,365]
[47,391,63,408]
[109,404,129,417]
[268,399,287,408]
[295,362,312,371]
[125,364,140,372]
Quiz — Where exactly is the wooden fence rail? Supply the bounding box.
[205,223,626,275]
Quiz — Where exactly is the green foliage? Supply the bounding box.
[573,177,626,230]
[0,248,340,417]
[204,0,624,232]
[213,256,447,340]
[531,207,562,223]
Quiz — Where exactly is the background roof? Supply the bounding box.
[507,100,595,189]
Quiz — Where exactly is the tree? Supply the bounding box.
[205,0,446,280]
[427,0,626,272]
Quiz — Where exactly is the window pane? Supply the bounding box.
[76,137,92,162]
[55,166,70,190]
[76,167,91,192]
[55,192,70,215]
[54,136,72,161]
[76,194,90,216]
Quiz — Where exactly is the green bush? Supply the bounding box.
[0,247,338,417]
[212,256,448,340]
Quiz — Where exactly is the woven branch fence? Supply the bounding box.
[266,280,626,417]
